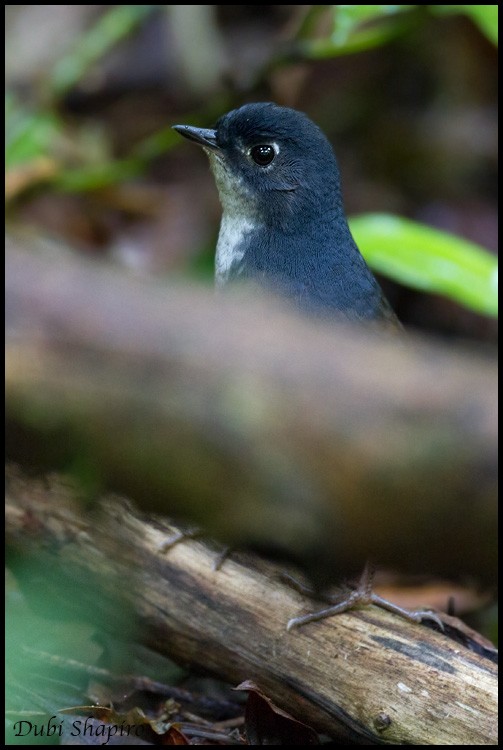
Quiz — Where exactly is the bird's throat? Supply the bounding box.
[215,212,256,287]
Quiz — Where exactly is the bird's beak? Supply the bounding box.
[172,125,220,152]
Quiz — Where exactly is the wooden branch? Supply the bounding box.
[6,469,498,745]
[6,237,497,587]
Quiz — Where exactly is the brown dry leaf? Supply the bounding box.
[5,157,59,200]
[160,725,190,745]
[235,680,319,746]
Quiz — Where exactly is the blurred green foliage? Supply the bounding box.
[300,5,498,57]
[5,93,61,169]
[49,5,159,96]
[300,5,419,58]
[5,92,181,192]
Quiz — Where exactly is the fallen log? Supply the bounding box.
[5,469,498,745]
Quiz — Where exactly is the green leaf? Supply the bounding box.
[300,5,417,58]
[5,93,61,168]
[331,5,413,45]
[349,214,498,316]
[431,5,498,45]
[297,5,498,58]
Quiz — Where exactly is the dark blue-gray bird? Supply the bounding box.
[171,104,445,632]
[173,101,400,329]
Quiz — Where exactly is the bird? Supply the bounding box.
[173,101,400,329]
[172,104,443,631]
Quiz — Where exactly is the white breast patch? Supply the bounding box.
[215,214,255,287]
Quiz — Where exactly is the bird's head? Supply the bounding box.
[173,102,343,231]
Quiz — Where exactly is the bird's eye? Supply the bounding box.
[250,144,276,166]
